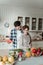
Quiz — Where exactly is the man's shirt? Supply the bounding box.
[10,28,17,48]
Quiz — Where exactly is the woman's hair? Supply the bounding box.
[22,25,29,30]
[14,21,21,27]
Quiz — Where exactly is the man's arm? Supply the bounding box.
[6,30,13,43]
[10,30,13,41]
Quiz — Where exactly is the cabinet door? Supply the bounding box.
[17,16,23,26]
[38,18,42,30]
[25,17,30,25]
[32,18,36,30]
[25,17,30,29]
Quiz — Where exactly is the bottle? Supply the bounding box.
[18,55,22,61]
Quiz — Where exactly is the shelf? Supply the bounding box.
[29,30,43,32]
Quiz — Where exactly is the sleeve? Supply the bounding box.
[28,33,32,44]
[28,33,32,48]
[10,30,13,41]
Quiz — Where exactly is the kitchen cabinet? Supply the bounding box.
[38,18,42,30]
[17,16,30,29]
[17,16,23,26]
[25,17,30,26]
[30,18,43,32]
[25,17,30,30]
[32,18,36,30]
[17,16,43,32]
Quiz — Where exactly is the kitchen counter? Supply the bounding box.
[15,56,43,65]
[0,42,14,56]
[0,42,14,49]
[31,38,43,48]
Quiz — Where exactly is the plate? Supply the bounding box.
[4,22,9,28]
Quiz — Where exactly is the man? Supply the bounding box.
[10,21,21,49]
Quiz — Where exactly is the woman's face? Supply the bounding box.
[23,28,29,35]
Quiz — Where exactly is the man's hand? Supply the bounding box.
[5,39,12,44]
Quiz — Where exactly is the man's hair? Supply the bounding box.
[22,25,29,30]
[14,21,21,27]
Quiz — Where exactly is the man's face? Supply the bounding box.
[16,26,21,30]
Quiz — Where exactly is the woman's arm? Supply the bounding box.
[28,33,32,48]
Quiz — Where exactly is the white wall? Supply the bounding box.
[0,6,43,36]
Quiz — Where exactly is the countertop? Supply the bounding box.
[32,39,43,41]
[15,56,43,65]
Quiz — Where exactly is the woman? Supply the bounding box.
[22,25,32,51]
